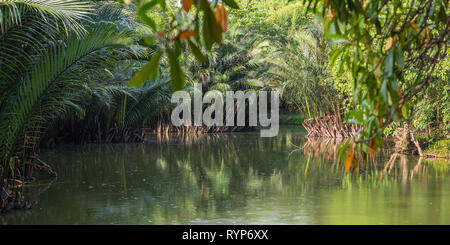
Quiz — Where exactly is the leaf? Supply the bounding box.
[215,4,228,32]
[329,46,343,66]
[188,40,206,63]
[168,49,186,91]
[401,99,411,118]
[385,37,393,51]
[201,0,222,50]
[327,8,335,20]
[9,157,15,178]
[137,0,159,31]
[223,0,240,9]
[394,46,404,69]
[380,79,388,103]
[194,19,201,43]
[143,36,156,46]
[182,0,193,13]
[158,0,166,10]
[384,49,394,78]
[179,30,196,41]
[378,116,384,127]
[344,143,355,173]
[129,50,162,87]
[368,148,375,159]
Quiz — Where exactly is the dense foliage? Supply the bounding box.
[0,1,167,204]
[303,0,448,157]
[0,0,448,212]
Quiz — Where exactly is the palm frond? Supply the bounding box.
[0,0,92,36]
[0,22,131,162]
[125,77,171,127]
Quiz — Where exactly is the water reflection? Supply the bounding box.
[302,137,449,184]
[1,128,449,224]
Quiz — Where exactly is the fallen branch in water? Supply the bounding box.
[32,156,57,178]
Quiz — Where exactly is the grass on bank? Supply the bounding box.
[423,139,450,158]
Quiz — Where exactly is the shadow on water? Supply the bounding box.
[1,128,449,224]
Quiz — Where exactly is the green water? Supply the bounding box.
[2,128,449,224]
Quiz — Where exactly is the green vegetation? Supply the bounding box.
[0,1,145,178]
[279,114,308,125]
[0,0,448,214]
[302,0,449,156]
[423,139,450,158]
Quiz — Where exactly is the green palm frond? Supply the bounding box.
[0,22,131,162]
[0,0,92,36]
[125,77,171,127]
[0,0,94,113]
[209,82,231,92]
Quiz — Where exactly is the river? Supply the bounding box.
[2,127,449,224]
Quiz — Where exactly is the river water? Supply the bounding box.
[2,127,449,224]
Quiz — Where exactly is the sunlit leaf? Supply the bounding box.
[215,4,228,32]
[182,0,193,13]
[137,0,159,31]
[385,37,393,51]
[201,0,222,50]
[129,50,162,87]
[178,30,197,41]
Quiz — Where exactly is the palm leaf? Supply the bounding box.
[0,23,131,162]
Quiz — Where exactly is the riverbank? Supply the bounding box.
[422,139,450,159]
[300,115,449,159]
